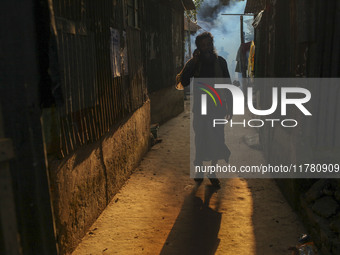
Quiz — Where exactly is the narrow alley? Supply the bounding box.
[72,101,305,255]
[2,0,340,254]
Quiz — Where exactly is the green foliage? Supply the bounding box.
[185,0,204,22]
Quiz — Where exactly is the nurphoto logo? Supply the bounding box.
[198,81,223,115]
[199,83,312,128]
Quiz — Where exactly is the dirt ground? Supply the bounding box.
[72,100,306,255]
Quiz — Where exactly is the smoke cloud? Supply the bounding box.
[193,0,253,80]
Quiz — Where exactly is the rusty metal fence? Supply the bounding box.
[51,0,147,157]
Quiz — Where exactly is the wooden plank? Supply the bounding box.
[0,138,14,163]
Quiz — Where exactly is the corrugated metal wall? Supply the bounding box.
[51,0,148,157]
[254,0,340,162]
[143,0,184,93]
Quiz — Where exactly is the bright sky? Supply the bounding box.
[195,0,253,80]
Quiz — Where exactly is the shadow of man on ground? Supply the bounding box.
[160,185,221,255]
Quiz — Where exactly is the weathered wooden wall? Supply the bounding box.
[143,0,185,124]
[255,0,340,164]
[252,0,340,253]
[50,0,148,157]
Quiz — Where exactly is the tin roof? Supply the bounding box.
[244,0,265,14]
[184,18,201,32]
[182,0,196,10]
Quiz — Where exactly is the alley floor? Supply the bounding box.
[72,100,306,255]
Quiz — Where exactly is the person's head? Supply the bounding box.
[195,32,214,51]
[195,32,216,59]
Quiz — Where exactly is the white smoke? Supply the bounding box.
[193,0,254,80]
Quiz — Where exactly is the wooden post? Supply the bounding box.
[0,0,58,253]
[0,104,21,255]
[240,15,245,44]
[188,17,192,58]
